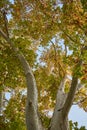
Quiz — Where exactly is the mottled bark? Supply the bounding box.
[0,29,44,130]
[49,76,69,130]
[63,60,82,119]
[62,76,78,119]
[0,20,84,130]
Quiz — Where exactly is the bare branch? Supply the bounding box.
[76,91,87,97]
[1,9,9,37]
[73,97,87,105]
[50,40,65,75]
[50,40,57,61]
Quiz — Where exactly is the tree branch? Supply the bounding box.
[58,75,68,92]
[0,28,44,130]
[50,40,65,75]
[73,97,87,105]
[62,60,82,119]
[1,9,9,37]
[49,76,68,130]
[50,40,57,61]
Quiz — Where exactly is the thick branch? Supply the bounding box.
[63,60,82,119]
[0,28,44,130]
[49,76,68,130]
[0,29,32,76]
[62,76,78,118]
[58,75,68,92]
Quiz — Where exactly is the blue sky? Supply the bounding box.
[4,0,87,128]
[5,92,87,128]
[69,105,87,128]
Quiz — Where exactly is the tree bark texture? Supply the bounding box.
[0,29,44,130]
[0,28,83,130]
[49,76,69,130]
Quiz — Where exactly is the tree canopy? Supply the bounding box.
[0,0,87,130]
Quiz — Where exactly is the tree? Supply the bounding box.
[0,0,87,130]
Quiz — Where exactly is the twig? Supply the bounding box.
[73,97,87,105]
[1,8,9,38]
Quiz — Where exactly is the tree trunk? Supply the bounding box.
[49,76,69,130]
[0,29,44,130]
[0,27,83,130]
[49,111,69,130]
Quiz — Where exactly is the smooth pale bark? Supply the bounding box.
[49,59,82,130]
[0,29,44,130]
[0,27,84,130]
[63,60,82,119]
[48,75,78,130]
[49,62,82,130]
[49,76,69,130]
[62,76,78,119]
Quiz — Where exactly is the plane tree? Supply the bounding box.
[0,0,87,130]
